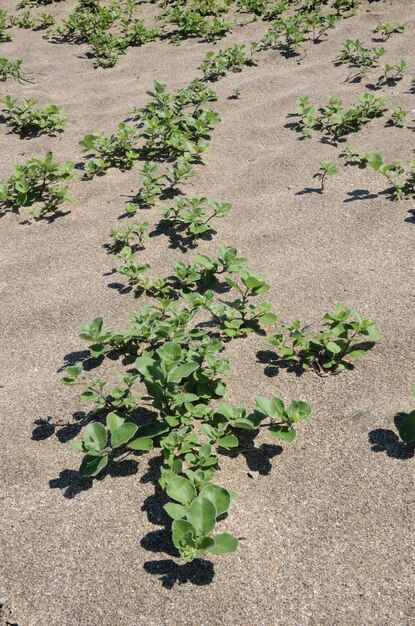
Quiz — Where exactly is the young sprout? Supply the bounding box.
[374,22,406,41]
[230,86,242,99]
[388,106,407,128]
[313,161,338,192]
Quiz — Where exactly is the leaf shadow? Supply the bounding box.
[368,413,415,460]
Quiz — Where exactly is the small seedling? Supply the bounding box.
[313,161,338,192]
[387,106,407,128]
[373,22,405,41]
[230,86,242,99]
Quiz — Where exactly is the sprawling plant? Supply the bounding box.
[50,0,159,68]
[0,10,12,41]
[373,21,405,41]
[293,93,387,140]
[337,38,385,80]
[339,149,414,200]
[199,43,258,82]
[0,152,74,219]
[162,196,232,239]
[164,3,232,43]
[376,60,407,86]
[0,96,68,136]
[81,80,219,176]
[0,58,33,83]
[62,250,310,561]
[266,302,380,375]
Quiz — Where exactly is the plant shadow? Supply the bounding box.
[404,208,415,224]
[343,189,378,202]
[368,413,415,460]
[256,349,305,378]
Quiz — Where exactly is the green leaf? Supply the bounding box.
[168,361,199,383]
[199,484,230,516]
[106,412,125,434]
[399,410,415,443]
[326,341,341,354]
[127,436,153,451]
[69,440,84,452]
[259,313,278,324]
[79,454,108,477]
[83,422,107,452]
[268,425,296,443]
[187,496,217,535]
[254,396,277,418]
[217,434,239,449]
[166,476,197,506]
[163,502,187,520]
[207,533,238,555]
[110,423,138,449]
[172,519,195,548]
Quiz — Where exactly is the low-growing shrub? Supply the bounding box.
[0,151,74,219]
[0,96,68,136]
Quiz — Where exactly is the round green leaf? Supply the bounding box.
[199,483,230,516]
[127,436,153,451]
[79,454,108,477]
[187,496,217,536]
[207,533,238,555]
[166,476,197,506]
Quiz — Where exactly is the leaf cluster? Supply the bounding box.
[0,151,74,219]
[267,302,380,375]
[1,95,68,136]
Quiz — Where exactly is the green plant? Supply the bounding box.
[294,93,387,141]
[11,10,36,29]
[0,151,74,219]
[230,86,242,99]
[337,38,385,79]
[266,302,380,375]
[199,43,257,82]
[313,160,338,192]
[37,12,56,28]
[61,248,310,561]
[80,123,141,176]
[373,21,405,41]
[0,58,34,83]
[1,96,68,136]
[162,196,232,239]
[109,221,150,250]
[377,60,407,86]
[0,10,12,41]
[387,106,407,128]
[398,385,415,444]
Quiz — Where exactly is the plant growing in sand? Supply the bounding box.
[0,151,74,219]
[266,302,380,375]
[1,96,68,136]
[313,160,338,192]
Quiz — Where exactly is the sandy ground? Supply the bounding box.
[0,1,414,624]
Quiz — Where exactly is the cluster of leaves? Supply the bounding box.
[17,0,64,6]
[109,221,150,251]
[373,21,405,41]
[0,151,73,219]
[0,96,67,136]
[376,60,407,87]
[267,302,380,376]
[50,0,160,68]
[162,1,232,43]
[199,43,258,82]
[0,10,13,41]
[62,249,311,560]
[294,92,387,140]
[339,148,415,201]
[337,38,385,80]
[260,7,340,55]
[0,57,33,83]
[81,79,219,176]
[161,196,232,239]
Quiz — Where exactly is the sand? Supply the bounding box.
[0,0,414,624]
